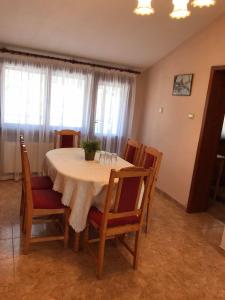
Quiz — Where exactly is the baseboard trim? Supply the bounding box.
[156,188,187,211]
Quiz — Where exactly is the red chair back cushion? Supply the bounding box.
[60,135,74,148]
[126,145,137,164]
[117,176,141,212]
[143,153,155,169]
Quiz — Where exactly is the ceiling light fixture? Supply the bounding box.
[192,0,216,8]
[134,0,216,19]
[134,0,154,16]
[170,0,191,19]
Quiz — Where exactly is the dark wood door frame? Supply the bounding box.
[187,66,225,213]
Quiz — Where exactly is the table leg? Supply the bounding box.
[73,232,80,252]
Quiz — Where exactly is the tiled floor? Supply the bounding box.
[0,180,225,300]
[208,199,225,223]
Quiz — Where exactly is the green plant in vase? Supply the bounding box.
[81,140,100,161]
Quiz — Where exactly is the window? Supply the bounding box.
[49,73,86,128]
[1,61,134,178]
[2,64,87,129]
[95,81,129,136]
[3,64,46,125]
[1,61,133,149]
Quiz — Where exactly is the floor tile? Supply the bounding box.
[0,180,225,300]
[0,222,12,240]
[0,259,15,286]
[0,286,17,300]
[0,238,13,260]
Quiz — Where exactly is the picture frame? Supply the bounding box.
[172,74,194,96]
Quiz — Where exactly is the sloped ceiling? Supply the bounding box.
[0,0,224,70]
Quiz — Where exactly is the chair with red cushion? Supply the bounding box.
[54,130,81,148]
[20,136,53,191]
[123,138,142,166]
[84,167,154,278]
[19,136,53,219]
[139,146,163,233]
[21,145,70,253]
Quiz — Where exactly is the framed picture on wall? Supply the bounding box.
[172,74,194,96]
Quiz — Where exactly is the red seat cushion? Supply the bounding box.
[32,189,64,209]
[88,207,139,228]
[31,176,53,190]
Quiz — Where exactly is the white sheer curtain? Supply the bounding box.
[0,58,135,180]
[94,73,135,153]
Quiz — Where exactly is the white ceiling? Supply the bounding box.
[0,0,224,70]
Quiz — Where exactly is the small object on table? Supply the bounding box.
[112,153,118,164]
[81,140,100,161]
[105,152,112,164]
[99,151,106,163]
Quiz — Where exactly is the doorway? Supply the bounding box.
[187,67,225,214]
[207,122,225,223]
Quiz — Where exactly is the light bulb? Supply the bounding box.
[170,0,191,19]
[134,0,154,16]
[192,0,216,8]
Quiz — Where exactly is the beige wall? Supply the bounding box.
[135,14,225,207]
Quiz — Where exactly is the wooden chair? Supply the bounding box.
[54,130,81,148]
[139,146,163,233]
[21,144,70,253]
[123,139,143,166]
[84,167,154,278]
[19,136,53,222]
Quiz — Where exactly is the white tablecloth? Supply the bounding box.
[45,148,132,232]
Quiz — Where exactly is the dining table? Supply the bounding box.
[44,148,132,250]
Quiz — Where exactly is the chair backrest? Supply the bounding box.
[54,130,81,149]
[101,167,154,229]
[139,146,163,180]
[123,139,143,166]
[139,146,163,208]
[20,143,33,211]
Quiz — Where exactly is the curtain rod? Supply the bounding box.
[0,48,141,75]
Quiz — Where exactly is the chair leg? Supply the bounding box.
[97,233,106,279]
[20,187,24,216]
[73,232,80,252]
[63,209,69,249]
[83,224,89,250]
[145,197,152,234]
[20,187,26,234]
[24,214,32,254]
[133,230,141,270]
[22,204,27,234]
